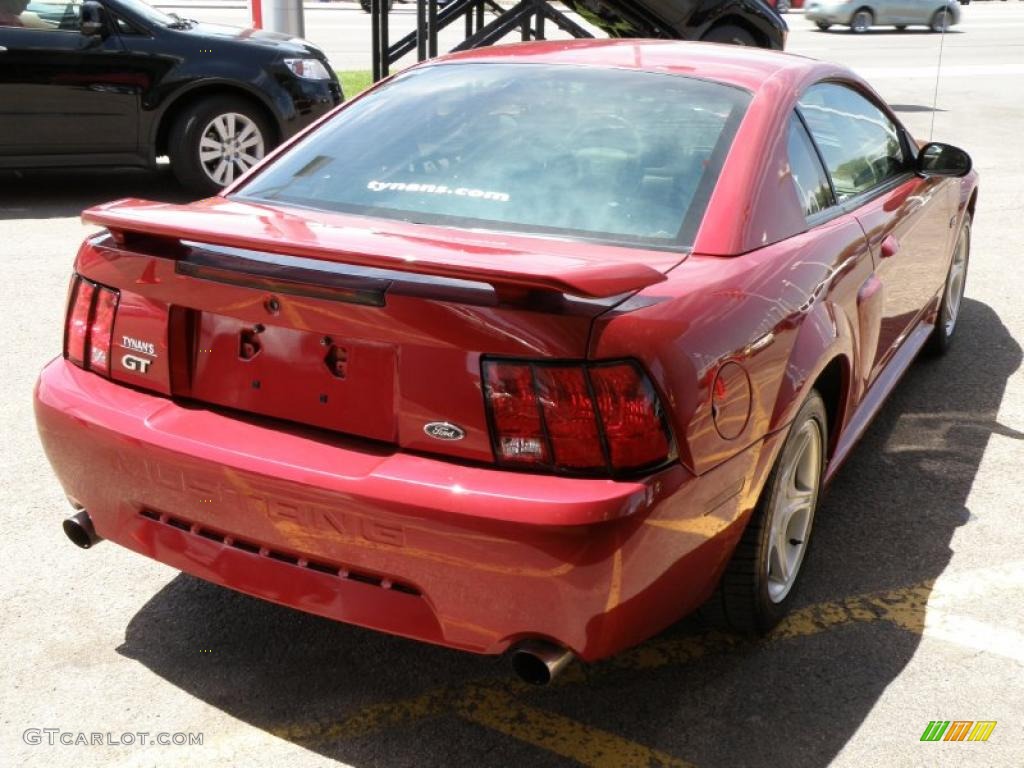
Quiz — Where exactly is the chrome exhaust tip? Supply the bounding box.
[63,510,101,549]
[510,640,575,685]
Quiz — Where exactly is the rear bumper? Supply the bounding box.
[35,358,780,660]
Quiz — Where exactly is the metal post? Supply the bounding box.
[380,1,389,78]
[261,0,303,37]
[417,0,428,61]
[371,0,381,81]
[428,0,439,58]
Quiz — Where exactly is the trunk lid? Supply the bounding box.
[80,198,684,465]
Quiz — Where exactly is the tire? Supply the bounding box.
[816,21,832,30]
[930,8,952,32]
[847,8,872,31]
[717,391,828,634]
[168,96,274,197]
[850,8,873,32]
[895,24,907,30]
[702,24,758,46]
[926,215,971,356]
[777,0,791,12]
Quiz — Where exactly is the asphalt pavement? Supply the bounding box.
[1,6,1023,768]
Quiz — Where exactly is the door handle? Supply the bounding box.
[880,235,900,259]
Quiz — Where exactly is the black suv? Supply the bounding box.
[0,0,342,194]
[563,0,787,48]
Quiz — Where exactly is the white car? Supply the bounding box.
[805,0,961,32]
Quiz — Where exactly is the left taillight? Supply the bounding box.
[64,275,119,376]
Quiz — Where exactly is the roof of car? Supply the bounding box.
[431,39,848,93]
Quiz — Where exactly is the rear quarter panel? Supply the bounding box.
[590,214,872,477]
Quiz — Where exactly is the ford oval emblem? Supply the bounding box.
[423,422,466,441]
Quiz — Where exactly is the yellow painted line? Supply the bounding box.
[456,687,695,768]
[272,561,1024,750]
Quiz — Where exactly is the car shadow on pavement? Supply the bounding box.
[116,297,1021,767]
[0,168,193,221]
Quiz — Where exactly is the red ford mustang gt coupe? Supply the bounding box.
[35,40,976,684]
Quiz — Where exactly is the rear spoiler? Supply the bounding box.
[82,198,672,300]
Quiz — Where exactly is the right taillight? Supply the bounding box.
[482,359,675,476]
[64,275,119,376]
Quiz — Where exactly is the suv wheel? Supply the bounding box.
[169,96,273,196]
[702,24,757,46]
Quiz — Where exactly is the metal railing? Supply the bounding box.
[369,0,593,81]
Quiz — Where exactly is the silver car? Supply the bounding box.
[805,0,961,32]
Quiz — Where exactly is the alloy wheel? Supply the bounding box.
[932,9,951,32]
[944,224,968,336]
[198,112,266,187]
[765,419,823,603]
[852,10,872,32]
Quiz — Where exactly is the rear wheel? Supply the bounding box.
[717,392,827,633]
[850,8,873,32]
[169,96,273,197]
[927,215,971,356]
[895,23,907,30]
[777,0,791,12]
[816,21,832,30]
[930,8,952,32]
[702,24,757,46]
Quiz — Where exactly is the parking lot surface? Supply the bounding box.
[2,6,1023,767]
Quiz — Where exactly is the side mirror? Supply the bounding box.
[916,142,972,178]
[80,1,107,37]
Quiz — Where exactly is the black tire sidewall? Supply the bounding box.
[703,25,757,46]
[169,97,273,197]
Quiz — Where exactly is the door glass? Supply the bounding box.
[787,113,834,218]
[1,0,81,29]
[797,83,907,202]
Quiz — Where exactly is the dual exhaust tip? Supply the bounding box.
[62,510,574,684]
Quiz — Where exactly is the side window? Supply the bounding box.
[114,14,142,34]
[797,83,907,202]
[1,0,81,29]
[787,114,834,218]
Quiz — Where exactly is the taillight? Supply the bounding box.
[482,359,674,476]
[64,275,119,376]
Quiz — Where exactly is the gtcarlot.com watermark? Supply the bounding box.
[23,728,203,747]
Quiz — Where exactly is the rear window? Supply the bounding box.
[238,63,750,249]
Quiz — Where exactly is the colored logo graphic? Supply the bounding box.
[920,721,997,742]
